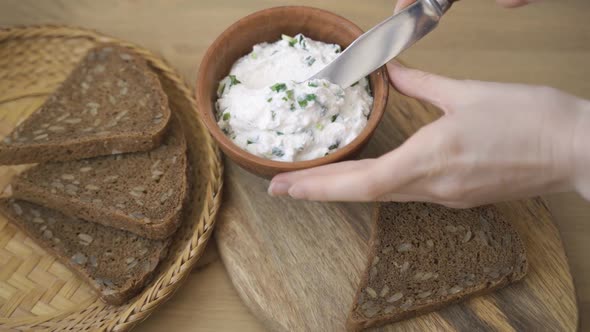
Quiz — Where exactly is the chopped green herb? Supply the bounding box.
[301,41,307,50]
[267,97,272,102]
[323,82,329,88]
[271,147,285,157]
[271,110,276,120]
[282,34,297,47]
[217,82,226,96]
[247,139,255,145]
[286,89,294,101]
[250,53,258,59]
[328,141,340,150]
[331,114,338,122]
[324,152,330,156]
[290,103,296,111]
[316,123,324,130]
[351,81,359,87]
[270,83,287,92]
[276,131,284,136]
[334,46,342,53]
[221,128,230,135]
[305,56,316,66]
[282,96,288,102]
[229,75,241,86]
[222,112,231,121]
[296,34,307,49]
[298,93,317,108]
[307,82,318,88]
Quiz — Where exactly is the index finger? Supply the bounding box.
[277,134,429,201]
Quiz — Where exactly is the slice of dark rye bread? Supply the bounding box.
[347,202,528,331]
[10,117,187,239]
[0,199,170,305]
[0,44,171,165]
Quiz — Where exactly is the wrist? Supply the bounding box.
[572,100,590,200]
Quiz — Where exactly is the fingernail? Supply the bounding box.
[268,181,291,196]
[288,185,305,200]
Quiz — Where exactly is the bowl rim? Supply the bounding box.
[196,5,389,172]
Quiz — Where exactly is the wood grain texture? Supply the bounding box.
[216,88,578,331]
[0,0,588,331]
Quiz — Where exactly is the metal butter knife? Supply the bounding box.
[309,0,454,88]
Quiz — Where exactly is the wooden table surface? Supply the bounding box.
[1,0,588,331]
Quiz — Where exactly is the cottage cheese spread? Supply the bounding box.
[216,34,373,162]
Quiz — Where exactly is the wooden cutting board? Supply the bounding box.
[215,86,578,331]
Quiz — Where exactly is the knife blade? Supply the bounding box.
[308,0,453,88]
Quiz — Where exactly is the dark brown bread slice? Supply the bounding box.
[11,117,187,239]
[347,202,528,331]
[0,199,169,305]
[0,44,171,165]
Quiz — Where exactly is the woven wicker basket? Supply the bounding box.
[0,25,223,331]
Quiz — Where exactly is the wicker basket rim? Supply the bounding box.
[0,24,224,331]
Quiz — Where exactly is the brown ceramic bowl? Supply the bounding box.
[196,6,389,178]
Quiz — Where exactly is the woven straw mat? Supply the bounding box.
[0,25,223,331]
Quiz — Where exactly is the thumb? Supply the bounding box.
[387,61,463,113]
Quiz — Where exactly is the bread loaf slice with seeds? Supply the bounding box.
[0,44,171,165]
[10,117,187,239]
[0,199,169,305]
[347,202,528,331]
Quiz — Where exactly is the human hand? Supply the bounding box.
[267,62,590,208]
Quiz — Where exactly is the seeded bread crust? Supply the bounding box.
[347,202,528,331]
[0,199,170,305]
[11,117,188,239]
[0,44,171,165]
